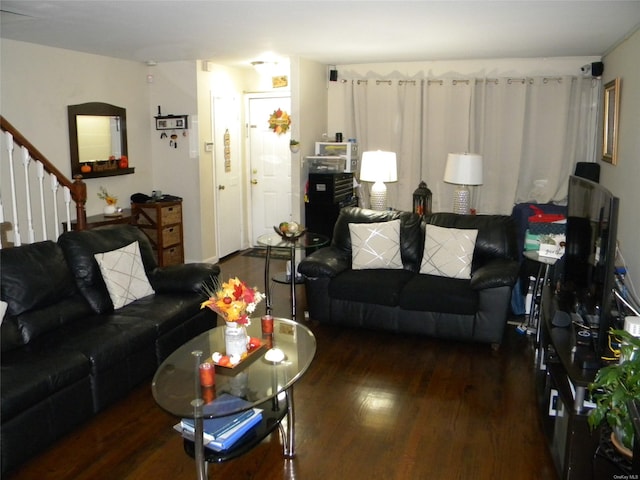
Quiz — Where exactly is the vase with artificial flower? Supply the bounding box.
[97,186,118,215]
[200,277,265,358]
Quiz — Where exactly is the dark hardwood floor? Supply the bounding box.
[6,252,558,480]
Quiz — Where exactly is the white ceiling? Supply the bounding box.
[1,1,639,68]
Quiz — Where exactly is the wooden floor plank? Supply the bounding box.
[5,251,558,479]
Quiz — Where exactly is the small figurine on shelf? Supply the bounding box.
[97,186,118,215]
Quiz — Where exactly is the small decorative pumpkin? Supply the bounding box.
[118,155,128,169]
[80,164,92,173]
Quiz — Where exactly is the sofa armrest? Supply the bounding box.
[298,247,350,278]
[470,259,519,290]
[149,263,220,294]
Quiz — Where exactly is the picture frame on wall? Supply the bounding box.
[155,114,188,131]
[602,78,621,165]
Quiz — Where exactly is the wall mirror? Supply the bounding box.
[68,102,134,178]
[602,78,620,165]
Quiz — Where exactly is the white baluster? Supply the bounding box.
[36,161,47,240]
[50,173,60,239]
[0,139,5,248]
[21,146,35,243]
[63,186,72,232]
[5,131,21,246]
[0,194,4,249]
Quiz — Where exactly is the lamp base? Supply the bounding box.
[369,181,387,211]
[452,185,470,215]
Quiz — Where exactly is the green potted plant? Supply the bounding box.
[588,329,640,456]
[289,139,300,153]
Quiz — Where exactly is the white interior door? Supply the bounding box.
[213,94,243,258]
[248,95,292,244]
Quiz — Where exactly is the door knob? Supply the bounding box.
[218,185,225,190]
[251,179,258,185]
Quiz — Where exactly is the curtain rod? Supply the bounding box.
[346,76,573,86]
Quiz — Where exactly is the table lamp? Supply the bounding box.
[443,153,483,214]
[360,150,397,210]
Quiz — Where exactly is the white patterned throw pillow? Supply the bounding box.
[349,220,403,270]
[94,241,155,309]
[420,225,478,279]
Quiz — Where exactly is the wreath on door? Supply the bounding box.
[268,109,291,135]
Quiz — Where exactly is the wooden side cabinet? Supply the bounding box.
[131,200,184,266]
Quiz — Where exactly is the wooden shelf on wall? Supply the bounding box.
[75,167,135,179]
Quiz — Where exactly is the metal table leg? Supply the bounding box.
[290,243,296,319]
[265,245,272,315]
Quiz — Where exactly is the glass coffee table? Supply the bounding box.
[152,318,316,480]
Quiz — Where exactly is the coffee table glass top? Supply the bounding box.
[256,231,329,249]
[152,318,316,419]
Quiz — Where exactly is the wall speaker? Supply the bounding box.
[591,61,604,77]
[329,69,338,82]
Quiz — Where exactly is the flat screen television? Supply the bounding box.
[561,175,620,356]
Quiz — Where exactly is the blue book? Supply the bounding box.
[178,408,263,452]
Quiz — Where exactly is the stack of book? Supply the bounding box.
[175,407,263,452]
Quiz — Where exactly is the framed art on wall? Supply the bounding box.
[602,78,620,165]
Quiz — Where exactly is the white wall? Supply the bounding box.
[146,61,202,262]
[0,39,153,216]
[292,57,329,224]
[600,29,640,289]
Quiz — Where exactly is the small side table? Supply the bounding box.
[256,232,329,319]
[64,208,134,232]
[523,250,559,343]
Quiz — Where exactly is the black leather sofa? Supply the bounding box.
[299,207,519,346]
[0,225,220,474]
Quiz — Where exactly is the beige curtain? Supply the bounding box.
[338,74,600,214]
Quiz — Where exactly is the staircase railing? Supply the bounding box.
[1,116,87,247]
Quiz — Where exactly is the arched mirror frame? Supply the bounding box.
[68,102,134,178]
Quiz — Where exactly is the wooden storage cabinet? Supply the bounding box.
[132,200,184,266]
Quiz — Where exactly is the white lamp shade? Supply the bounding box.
[360,151,398,183]
[443,153,483,185]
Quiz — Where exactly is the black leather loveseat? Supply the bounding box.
[298,207,519,346]
[0,225,220,474]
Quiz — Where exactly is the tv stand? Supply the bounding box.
[536,286,600,480]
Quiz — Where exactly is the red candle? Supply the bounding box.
[199,362,215,387]
[201,385,216,404]
[261,314,274,334]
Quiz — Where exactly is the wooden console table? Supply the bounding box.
[65,208,134,232]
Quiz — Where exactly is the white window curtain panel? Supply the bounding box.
[349,79,422,211]
[340,74,600,214]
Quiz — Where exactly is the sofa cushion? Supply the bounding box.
[332,207,423,272]
[0,315,21,352]
[10,295,95,345]
[400,274,478,315]
[329,269,415,307]
[349,220,403,270]
[59,225,158,314]
[1,347,91,421]
[420,225,478,279]
[425,213,518,272]
[94,241,155,309]
[0,241,78,317]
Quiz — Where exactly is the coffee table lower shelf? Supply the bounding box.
[183,395,288,463]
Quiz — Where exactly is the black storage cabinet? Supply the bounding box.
[305,173,356,241]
